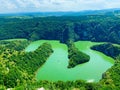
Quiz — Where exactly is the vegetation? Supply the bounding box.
[91,43,120,89]
[91,43,120,59]
[67,41,90,68]
[100,56,120,90]
[0,15,120,89]
[0,39,29,51]
[0,15,120,44]
[13,80,103,90]
[0,40,53,88]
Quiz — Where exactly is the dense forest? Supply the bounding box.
[0,15,120,89]
[0,40,120,90]
[0,15,120,44]
[91,43,120,59]
[0,40,53,88]
[67,41,90,68]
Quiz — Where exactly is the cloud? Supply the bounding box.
[1,0,17,10]
[15,0,27,8]
[28,0,41,8]
[0,0,120,13]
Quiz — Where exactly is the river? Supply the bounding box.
[25,40,114,82]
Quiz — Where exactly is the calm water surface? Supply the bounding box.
[25,40,114,82]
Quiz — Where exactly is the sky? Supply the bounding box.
[0,0,120,13]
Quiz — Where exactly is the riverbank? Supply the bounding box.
[25,40,114,82]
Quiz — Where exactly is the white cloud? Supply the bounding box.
[0,0,120,13]
[1,0,17,10]
[15,0,27,8]
[28,0,41,8]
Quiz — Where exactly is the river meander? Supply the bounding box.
[25,40,114,82]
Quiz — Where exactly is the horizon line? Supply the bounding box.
[0,8,120,14]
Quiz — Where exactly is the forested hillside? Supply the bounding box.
[0,15,120,43]
[0,40,53,88]
[91,43,120,58]
[67,41,90,68]
[0,15,120,89]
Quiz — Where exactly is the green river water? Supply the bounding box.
[25,40,114,82]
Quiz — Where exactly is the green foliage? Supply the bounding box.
[0,16,120,44]
[0,40,53,88]
[0,15,120,89]
[16,80,118,90]
[100,59,120,89]
[0,39,29,51]
[20,80,94,90]
[91,43,120,59]
[91,43,120,89]
[67,41,90,68]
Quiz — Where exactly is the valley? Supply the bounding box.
[0,13,120,89]
[25,40,114,82]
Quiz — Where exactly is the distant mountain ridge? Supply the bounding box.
[0,8,120,17]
